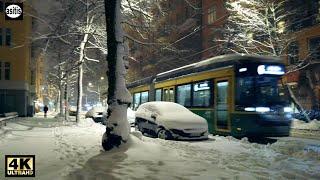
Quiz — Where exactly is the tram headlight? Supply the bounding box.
[255,107,271,112]
[284,107,293,113]
[244,107,255,112]
[244,107,271,112]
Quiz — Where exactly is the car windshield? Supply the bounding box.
[236,76,289,109]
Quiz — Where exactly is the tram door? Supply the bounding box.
[215,78,231,131]
[163,87,175,102]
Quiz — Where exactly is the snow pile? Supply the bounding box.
[0,117,105,179]
[127,108,135,124]
[291,119,320,130]
[65,133,320,180]
[1,117,319,179]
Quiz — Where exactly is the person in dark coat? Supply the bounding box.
[43,105,49,118]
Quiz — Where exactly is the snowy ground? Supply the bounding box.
[0,115,319,180]
[291,119,320,139]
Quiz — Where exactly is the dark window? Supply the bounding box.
[309,37,320,61]
[286,0,320,31]
[155,89,162,101]
[0,62,2,80]
[0,28,2,46]
[141,91,149,104]
[0,2,3,13]
[193,81,212,107]
[176,84,191,106]
[4,62,10,80]
[5,28,11,46]
[31,70,35,85]
[288,41,299,64]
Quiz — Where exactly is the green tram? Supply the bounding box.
[127,54,292,138]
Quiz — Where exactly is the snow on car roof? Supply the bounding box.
[139,101,189,115]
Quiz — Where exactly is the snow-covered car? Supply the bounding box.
[85,106,106,123]
[127,108,136,127]
[135,102,209,140]
[69,106,77,116]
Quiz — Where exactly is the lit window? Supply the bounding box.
[193,81,212,107]
[133,93,141,110]
[177,84,191,106]
[5,28,11,46]
[141,91,149,104]
[5,62,10,80]
[155,89,162,101]
[207,6,216,24]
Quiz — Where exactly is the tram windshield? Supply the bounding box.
[235,75,289,111]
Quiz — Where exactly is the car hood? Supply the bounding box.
[157,113,208,131]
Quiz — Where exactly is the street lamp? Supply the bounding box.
[100,77,104,80]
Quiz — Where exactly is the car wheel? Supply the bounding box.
[157,128,172,140]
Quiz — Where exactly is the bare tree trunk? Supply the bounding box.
[76,34,89,122]
[102,0,131,151]
[55,92,60,112]
[76,64,83,122]
[65,73,69,121]
[59,79,64,116]
[286,84,311,122]
[306,70,319,110]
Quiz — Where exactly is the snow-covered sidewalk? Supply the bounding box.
[0,117,319,180]
[291,119,320,139]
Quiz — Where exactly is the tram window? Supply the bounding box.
[236,76,286,110]
[169,88,174,102]
[163,89,168,101]
[193,81,211,107]
[155,89,162,101]
[141,91,149,104]
[177,84,191,106]
[134,93,141,109]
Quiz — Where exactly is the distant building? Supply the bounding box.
[284,0,320,110]
[201,0,227,59]
[0,1,36,116]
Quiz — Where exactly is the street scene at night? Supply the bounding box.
[0,0,319,179]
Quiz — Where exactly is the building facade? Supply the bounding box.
[0,1,35,116]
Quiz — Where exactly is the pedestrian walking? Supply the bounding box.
[44,105,49,118]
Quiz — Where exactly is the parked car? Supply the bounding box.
[69,106,77,116]
[85,106,106,123]
[135,102,209,140]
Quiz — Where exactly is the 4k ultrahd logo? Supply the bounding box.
[5,155,35,177]
[5,3,23,20]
